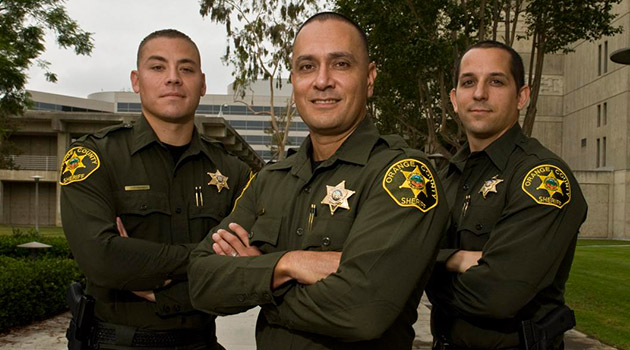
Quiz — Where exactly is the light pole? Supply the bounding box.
[31,175,42,232]
[218,103,229,118]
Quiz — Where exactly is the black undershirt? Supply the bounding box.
[165,143,190,164]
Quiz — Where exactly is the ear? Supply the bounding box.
[130,70,140,93]
[200,73,207,96]
[366,62,377,98]
[449,88,458,114]
[517,85,531,110]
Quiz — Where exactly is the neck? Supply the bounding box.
[144,114,194,146]
[310,115,365,161]
[467,120,517,152]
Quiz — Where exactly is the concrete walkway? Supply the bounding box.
[0,299,617,349]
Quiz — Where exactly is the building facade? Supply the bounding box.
[5,1,630,237]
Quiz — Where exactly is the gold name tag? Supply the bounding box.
[124,185,150,191]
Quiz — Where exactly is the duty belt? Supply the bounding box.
[91,322,207,348]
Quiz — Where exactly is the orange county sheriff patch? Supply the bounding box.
[59,146,100,185]
[522,164,571,209]
[382,159,438,212]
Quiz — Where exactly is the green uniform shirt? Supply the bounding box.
[426,124,588,348]
[189,117,449,349]
[60,116,251,331]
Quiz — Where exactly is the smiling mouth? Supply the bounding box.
[311,99,340,105]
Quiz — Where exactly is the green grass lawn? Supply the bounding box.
[0,225,65,237]
[566,239,630,349]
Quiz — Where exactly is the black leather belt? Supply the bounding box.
[433,338,520,350]
[91,322,206,348]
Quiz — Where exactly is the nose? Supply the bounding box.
[473,82,488,101]
[314,65,333,91]
[166,67,182,85]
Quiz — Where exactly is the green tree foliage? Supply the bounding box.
[335,0,621,158]
[199,0,318,161]
[0,0,93,168]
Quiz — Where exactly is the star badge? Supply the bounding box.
[479,175,504,199]
[208,169,230,193]
[399,166,429,197]
[62,151,87,176]
[321,181,355,215]
[537,171,564,197]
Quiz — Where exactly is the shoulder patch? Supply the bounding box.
[522,164,571,208]
[59,146,101,185]
[382,158,438,212]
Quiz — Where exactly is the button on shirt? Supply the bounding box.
[189,118,449,349]
[426,124,588,348]
[60,116,251,331]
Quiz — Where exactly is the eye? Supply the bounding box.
[181,66,195,73]
[334,61,350,69]
[150,65,164,71]
[299,63,315,71]
[490,79,505,86]
[460,79,474,87]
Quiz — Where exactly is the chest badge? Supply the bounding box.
[479,175,504,199]
[208,169,229,193]
[321,181,355,215]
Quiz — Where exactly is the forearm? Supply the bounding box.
[188,237,286,315]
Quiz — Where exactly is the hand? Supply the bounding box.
[132,290,156,302]
[272,251,341,289]
[116,217,128,237]
[131,279,172,303]
[445,250,482,273]
[212,222,261,257]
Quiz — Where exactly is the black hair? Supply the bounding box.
[453,40,525,93]
[136,29,200,67]
[295,12,369,58]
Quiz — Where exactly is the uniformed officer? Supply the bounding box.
[426,40,588,349]
[188,12,449,349]
[60,29,250,349]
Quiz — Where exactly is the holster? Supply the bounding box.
[66,282,95,350]
[519,305,576,350]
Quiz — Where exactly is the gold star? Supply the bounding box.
[399,166,429,197]
[208,169,230,193]
[62,151,87,176]
[479,175,504,199]
[537,171,564,197]
[321,181,355,215]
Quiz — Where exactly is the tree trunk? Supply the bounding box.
[523,30,546,136]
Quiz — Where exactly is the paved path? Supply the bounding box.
[0,299,617,349]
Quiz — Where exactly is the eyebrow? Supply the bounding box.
[460,72,509,79]
[295,51,358,64]
[145,55,198,65]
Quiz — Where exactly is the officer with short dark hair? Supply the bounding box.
[188,12,449,349]
[426,40,588,349]
[60,29,250,349]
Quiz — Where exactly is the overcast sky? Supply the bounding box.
[25,0,242,97]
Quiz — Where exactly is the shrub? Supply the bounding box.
[0,256,82,332]
[0,235,72,259]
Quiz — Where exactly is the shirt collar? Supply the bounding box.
[267,117,381,177]
[130,115,204,158]
[448,122,526,174]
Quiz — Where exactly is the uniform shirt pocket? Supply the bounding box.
[301,217,353,251]
[458,204,502,250]
[250,216,282,252]
[114,191,170,241]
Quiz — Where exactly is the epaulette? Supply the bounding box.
[92,122,133,139]
[381,134,427,159]
[200,134,237,156]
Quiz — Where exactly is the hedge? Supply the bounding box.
[0,235,73,259]
[0,256,82,332]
